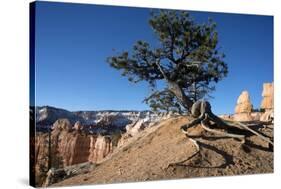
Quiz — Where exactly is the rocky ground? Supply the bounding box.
[52,116,273,187]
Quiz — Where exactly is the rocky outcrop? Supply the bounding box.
[73,121,84,131]
[88,135,114,163]
[34,133,50,186]
[126,119,147,137]
[43,162,96,187]
[260,83,274,122]
[235,91,253,113]
[35,119,122,186]
[260,83,274,110]
[50,119,91,167]
[234,91,253,121]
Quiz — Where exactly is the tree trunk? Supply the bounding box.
[153,59,193,111]
[168,81,193,111]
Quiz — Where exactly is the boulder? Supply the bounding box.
[260,82,274,110]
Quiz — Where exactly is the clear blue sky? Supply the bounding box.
[34,1,273,114]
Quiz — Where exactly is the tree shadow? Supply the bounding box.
[210,121,273,140]
[187,141,235,169]
[244,140,273,152]
[167,140,234,169]
[171,121,273,171]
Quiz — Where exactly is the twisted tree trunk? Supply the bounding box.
[154,58,194,111]
[168,81,193,110]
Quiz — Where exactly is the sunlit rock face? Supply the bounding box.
[235,91,253,114]
[34,106,176,187]
[234,91,253,121]
[88,135,115,163]
[260,83,274,110]
[34,119,120,186]
[260,83,274,122]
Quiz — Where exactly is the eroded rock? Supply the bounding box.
[234,91,253,121]
[260,83,274,110]
[35,119,122,186]
[52,119,72,131]
[235,91,253,114]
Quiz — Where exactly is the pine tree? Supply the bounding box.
[107,10,227,113]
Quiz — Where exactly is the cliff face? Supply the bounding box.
[34,133,49,186]
[88,135,114,163]
[34,119,119,186]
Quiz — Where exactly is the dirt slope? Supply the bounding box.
[53,116,273,186]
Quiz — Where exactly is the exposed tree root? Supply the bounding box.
[181,100,273,147]
[167,100,273,169]
[228,120,273,146]
[165,136,200,169]
[200,114,245,143]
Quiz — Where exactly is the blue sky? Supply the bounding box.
[34,1,273,114]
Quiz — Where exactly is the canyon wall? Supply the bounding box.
[34,119,120,186]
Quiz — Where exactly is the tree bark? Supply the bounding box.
[154,58,193,111]
[168,81,193,110]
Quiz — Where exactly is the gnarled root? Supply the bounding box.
[235,121,273,146]
[165,132,200,169]
[201,114,246,143]
[170,100,274,169]
[182,100,273,147]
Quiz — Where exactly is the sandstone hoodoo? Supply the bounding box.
[260,82,274,122]
[35,119,121,186]
[260,82,274,110]
[34,110,168,187]
[73,121,84,131]
[234,91,253,121]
